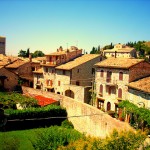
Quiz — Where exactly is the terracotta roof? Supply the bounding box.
[56,54,100,70]
[103,48,134,53]
[0,66,3,69]
[19,74,33,81]
[46,47,82,56]
[34,95,57,106]
[128,76,150,93]
[0,55,18,66]
[5,59,29,68]
[46,50,66,56]
[95,58,144,69]
[32,57,46,62]
[33,68,43,74]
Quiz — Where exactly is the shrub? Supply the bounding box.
[58,130,147,150]
[0,92,38,109]
[31,126,83,150]
[1,134,20,150]
[5,105,67,120]
[61,119,74,129]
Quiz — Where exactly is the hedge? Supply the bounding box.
[5,105,67,120]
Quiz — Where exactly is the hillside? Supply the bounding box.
[145,41,150,47]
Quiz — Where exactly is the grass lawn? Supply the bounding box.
[0,128,47,150]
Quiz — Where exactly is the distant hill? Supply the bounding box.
[144,41,150,47]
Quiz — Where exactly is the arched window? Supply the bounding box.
[58,81,60,86]
[118,88,122,98]
[107,102,111,111]
[107,71,112,82]
[119,72,123,80]
[100,70,104,77]
[100,84,103,96]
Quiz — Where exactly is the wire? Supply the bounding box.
[7,113,105,122]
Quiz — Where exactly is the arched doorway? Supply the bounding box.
[107,102,111,111]
[65,90,74,99]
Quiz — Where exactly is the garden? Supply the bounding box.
[0,92,150,150]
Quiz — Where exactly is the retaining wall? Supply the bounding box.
[22,86,133,138]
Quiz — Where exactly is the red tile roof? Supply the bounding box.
[34,95,57,106]
[128,76,150,93]
[95,58,144,69]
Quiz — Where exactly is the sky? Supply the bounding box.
[0,0,150,56]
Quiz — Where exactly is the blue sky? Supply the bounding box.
[0,0,150,56]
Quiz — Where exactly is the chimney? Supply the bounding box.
[29,53,32,62]
[7,58,11,64]
[115,51,117,58]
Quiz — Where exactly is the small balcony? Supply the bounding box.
[105,78,117,87]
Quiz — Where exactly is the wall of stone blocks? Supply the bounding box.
[129,61,150,82]
[22,86,133,138]
[127,88,150,109]
[71,56,100,86]
[0,67,18,91]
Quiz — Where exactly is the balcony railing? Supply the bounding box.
[105,78,117,86]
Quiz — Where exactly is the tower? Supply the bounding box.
[0,36,6,55]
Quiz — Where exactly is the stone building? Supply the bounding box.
[0,66,18,91]
[127,76,150,109]
[94,57,150,113]
[33,46,102,103]
[0,36,6,55]
[103,43,137,58]
[5,58,33,88]
[55,54,101,103]
[33,46,83,91]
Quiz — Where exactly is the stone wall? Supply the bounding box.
[22,86,133,138]
[0,67,18,91]
[0,36,5,55]
[129,61,150,82]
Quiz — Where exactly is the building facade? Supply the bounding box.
[0,66,18,91]
[103,43,137,58]
[95,58,150,113]
[127,76,150,109]
[0,36,6,55]
[33,46,102,103]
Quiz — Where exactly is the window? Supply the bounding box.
[58,81,60,86]
[46,80,53,86]
[52,69,55,74]
[107,102,111,111]
[100,70,104,77]
[97,99,104,109]
[77,69,80,73]
[63,70,66,75]
[106,71,112,82]
[108,87,111,95]
[118,88,122,98]
[100,84,103,96]
[115,104,119,114]
[76,81,80,86]
[32,67,35,71]
[92,68,95,75]
[45,67,48,73]
[119,72,123,80]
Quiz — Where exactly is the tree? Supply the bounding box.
[18,49,27,57]
[103,43,114,50]
[26,48,30,57]
[90,47,97,54]
[32,50,45,58]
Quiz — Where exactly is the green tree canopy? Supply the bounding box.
[18,49,27,57]
[32,50,45,58]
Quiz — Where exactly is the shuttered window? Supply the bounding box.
[100,84,103,96]
[100,70,104,77]
[118,88,122,98]
[119,72,123,80]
